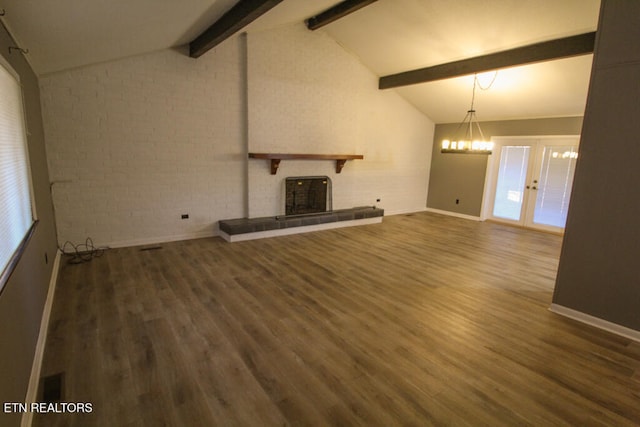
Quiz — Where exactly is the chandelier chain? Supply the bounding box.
[476,71,499,91]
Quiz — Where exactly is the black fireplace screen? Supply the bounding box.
[285,176,332,216]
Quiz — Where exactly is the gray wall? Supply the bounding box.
[427,117,584,216]
[0,23,58,427]
[553,0,640,330]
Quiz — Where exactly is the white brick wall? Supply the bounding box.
[40,23,434,248]
[41,42,246,247]
[247,24,434,217]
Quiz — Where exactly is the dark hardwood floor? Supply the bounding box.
[34,212,640,426]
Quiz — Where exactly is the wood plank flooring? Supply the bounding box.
[34,212,640,426]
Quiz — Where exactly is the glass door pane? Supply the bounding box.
[531,145,578,228]
[492,146,531,221]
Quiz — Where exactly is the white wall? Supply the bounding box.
[40,23,434,248]
[40,41,246,247]
[247,24,434,217]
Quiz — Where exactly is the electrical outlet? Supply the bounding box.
[456,199,460,205]
[181,214,189,219]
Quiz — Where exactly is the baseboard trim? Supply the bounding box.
[549,303,640,343]
[384,207,428,216]
[105,230,218,249]
[21,250,62,427]
[425,208,482,221]
[220,217,383,242]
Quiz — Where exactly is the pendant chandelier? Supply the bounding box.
[441,74,494,154]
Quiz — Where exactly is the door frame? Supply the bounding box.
[481,135,580,233]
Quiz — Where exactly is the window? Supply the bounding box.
[0,54,35,292]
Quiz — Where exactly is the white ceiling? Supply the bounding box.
[1,0,601,123]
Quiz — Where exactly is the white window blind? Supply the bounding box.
[0,55,34,288]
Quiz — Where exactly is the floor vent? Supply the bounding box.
[40,372,64,403]
[140,246,163,251]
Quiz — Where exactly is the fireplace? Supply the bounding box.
[285,176,332,216]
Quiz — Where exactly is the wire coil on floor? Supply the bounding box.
[59,238,108,264]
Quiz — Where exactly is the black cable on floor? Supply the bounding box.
[59,237,108,264]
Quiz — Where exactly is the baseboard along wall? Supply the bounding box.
[22,250,62,427]
[549,303,640,343]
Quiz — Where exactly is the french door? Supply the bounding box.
[487,136,579,233]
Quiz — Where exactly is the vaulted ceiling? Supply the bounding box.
[1,0,600,123]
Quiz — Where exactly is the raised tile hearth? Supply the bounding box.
[218,206,384,242]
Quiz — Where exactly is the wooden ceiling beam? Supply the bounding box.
[379,31,596,89]
[306,0,378,31]
[189,0,283,58]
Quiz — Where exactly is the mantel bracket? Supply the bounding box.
[336,159,348,173]
[270,159,281,174]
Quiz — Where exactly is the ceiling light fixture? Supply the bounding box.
[441,74,494,154]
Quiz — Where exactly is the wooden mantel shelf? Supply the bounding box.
[248,153,364,174]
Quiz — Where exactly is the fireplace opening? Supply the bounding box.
[285,176,332,216]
